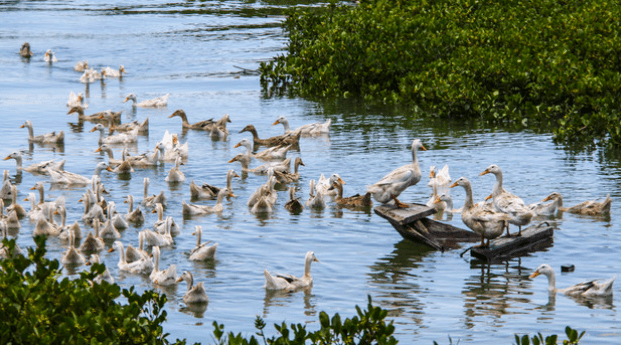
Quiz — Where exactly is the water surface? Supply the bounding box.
[1,1,620,344]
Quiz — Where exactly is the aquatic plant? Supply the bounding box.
[260,0,621,148]
[0,236,185,345]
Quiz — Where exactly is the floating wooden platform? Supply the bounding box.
[470,222,554,262]
[374,203,479,251]
[375,203,555,260]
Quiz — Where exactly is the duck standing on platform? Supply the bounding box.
[366,139,425,208]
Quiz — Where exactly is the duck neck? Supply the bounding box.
[334,183,344,199]
[37,186,45,205]
[226,171,234,189]
[544,271,557,293]
[144,180,149,199]
[411,144,419,165]
[25,125,34,139]
[14,155,23,170]
[117,243,127,265]
[461,183,475,210]
[303,256,313,278]
[195,228,202,247]
[178,112,190,126]
[105,148,114,160]
[281,119,291,133]
[185,274,194,291]
[492,171,504,197]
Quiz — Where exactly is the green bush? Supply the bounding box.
[212,296,397,345]
[0,236,185,345]
[260,0,621,147]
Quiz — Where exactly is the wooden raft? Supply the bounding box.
[374,203,479,251]
[375,203,555,261]
[470,222,554,262]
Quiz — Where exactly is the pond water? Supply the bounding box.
[1,1,620,344]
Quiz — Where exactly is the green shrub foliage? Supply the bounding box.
[212,295,398,345]
[260,0,621,147]
[0,236,185,345]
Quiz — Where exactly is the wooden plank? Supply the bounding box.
[470,222,554,262]
[385,216,479,251]
[374,203,437,226]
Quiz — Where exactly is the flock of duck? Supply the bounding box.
[4,42,615,306]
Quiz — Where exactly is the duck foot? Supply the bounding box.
[391,195,409,208]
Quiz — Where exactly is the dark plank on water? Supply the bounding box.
[470,222,554,262]
[375,203,480,251]
[374,203,437,226]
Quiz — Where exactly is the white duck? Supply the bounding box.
[529,263,616,297]
[264,251,319,292]
[90,123,139,145]
[87,254,115,285]
[177,271,209,304]
[79,67,104,83]
[73,60,89,72]
[79,219,105,253]
[480,164,534,237]
[102,65,126,78]
[125,232,150,263]
[124,93,169,108]
[4,151,65,174]
[250,192,274,214]
[0,171,12,200]
[272,115,331,136]
[305,179,326,210]
[316,173,345,197]
[141,216,174,247]
[450,177,511,247]
[110,240,154,275]
[152,203,181,235]
[142,177,167,208]
[124,194,144,223]
[126,143,164,167]
[189,225,218,261]
[189,169,239,199]
[60,228,86,266]
[235,138,293,161]
[0,221,23,259]
[21,120,64,144]
[367,139,426,208]
[528,192,563,217]
[165,157,185,182]
[182,188,233,216]
[150,245,178,286]
[47,162,112,185]
[56,205,82,240]
[108,201,128,230]
[6,184,27,219]
[44,49,57,63]
[24,192,43,221]
[67,91,87,108]
[32,207,60,237]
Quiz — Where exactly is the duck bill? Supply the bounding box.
[94,147,102,153]
[89,127,97,132]
[485,194,493,201]
[3,156,10,161]
[420,145,427,151]
[108,247,115,253]
[106,166,114,172]
[479,169,490,176]
[233,142,242,148]
[272,120,280,125]
[338,177,346,185]
[529,271,540,279]
[449,181,458,188]
[227,158,236,163]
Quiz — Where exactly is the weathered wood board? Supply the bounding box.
[374,203,438,226]
[470,222,554,262]
[375,203,479,251]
